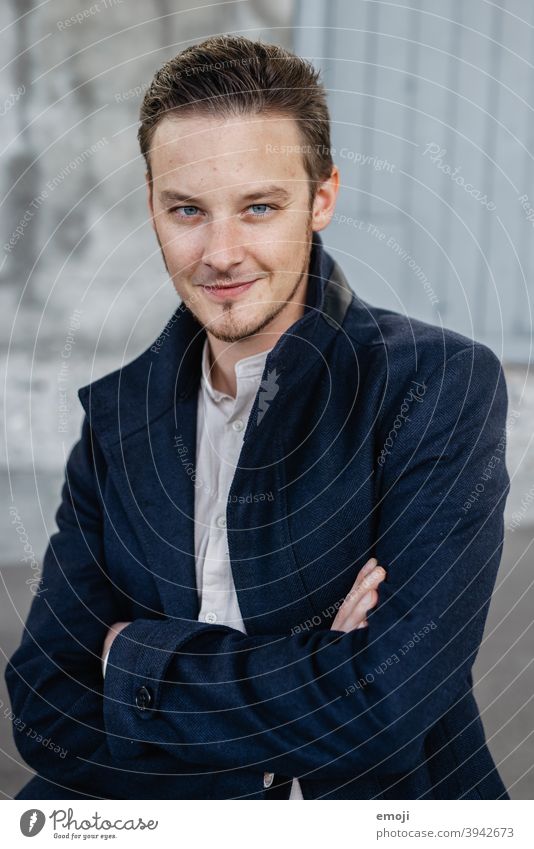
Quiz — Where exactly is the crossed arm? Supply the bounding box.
[100,557,386,673]
[5,344,510,792]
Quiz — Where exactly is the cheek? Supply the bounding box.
[161,225,202,266]
[264,246,301,278]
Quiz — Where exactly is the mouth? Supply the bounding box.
[200,277,262,300]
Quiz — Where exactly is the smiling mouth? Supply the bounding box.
[199,277,262,299]
[203,278,260,290]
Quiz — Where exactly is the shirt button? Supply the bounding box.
[232,419,244,432]
[205,611,218,623]
[216,515,227,529]
[263,772,275,789]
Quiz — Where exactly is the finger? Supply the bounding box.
[346,566,386,604]
[334,590,377,633]
[331,566,386,630]
[333,577,376,629]
[352,564,386,598]
[355,557,378,585]
[332,583,380,630]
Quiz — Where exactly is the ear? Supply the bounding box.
[311,165,340,232]
[145,171,156,232]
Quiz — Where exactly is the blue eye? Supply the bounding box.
[177,206,199,217]
[249,204,270,216]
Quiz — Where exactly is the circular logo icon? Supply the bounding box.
[20,809,46,837]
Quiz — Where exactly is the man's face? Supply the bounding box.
[146,111,338,342]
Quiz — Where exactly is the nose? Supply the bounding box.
[202,216,246,277]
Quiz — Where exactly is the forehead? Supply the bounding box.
[149,111,308,192]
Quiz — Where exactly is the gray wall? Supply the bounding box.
[295,0,534,363]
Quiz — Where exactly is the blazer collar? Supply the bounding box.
[78,231,354,447]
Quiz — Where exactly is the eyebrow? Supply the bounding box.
[159,185,292,205]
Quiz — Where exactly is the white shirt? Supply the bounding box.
[103,338,303,800]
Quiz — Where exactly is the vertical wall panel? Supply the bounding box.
[295,0,534,361]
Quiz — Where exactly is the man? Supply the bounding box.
[6,35,510,800]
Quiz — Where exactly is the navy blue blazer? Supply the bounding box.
[6,232,511,800]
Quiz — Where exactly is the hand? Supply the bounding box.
[101,621,131,664]
[331,557,386,633]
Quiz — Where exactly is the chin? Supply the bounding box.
[207,311,267,342]
[206,323,259,343]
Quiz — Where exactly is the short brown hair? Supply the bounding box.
[138,35,333,197]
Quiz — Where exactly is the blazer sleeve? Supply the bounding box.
[4,416,182,797]
[100,343,510,780]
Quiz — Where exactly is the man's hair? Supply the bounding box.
[138,35,334,198]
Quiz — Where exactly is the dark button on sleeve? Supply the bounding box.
[135,685,152,712]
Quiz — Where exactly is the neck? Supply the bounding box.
[206,274,309,397]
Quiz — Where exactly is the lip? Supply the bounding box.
[200,277,261,301]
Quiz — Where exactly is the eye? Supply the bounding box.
[175,206,200,217]
[247,204,272,216]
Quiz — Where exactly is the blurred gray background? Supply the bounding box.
[1,0,533,799]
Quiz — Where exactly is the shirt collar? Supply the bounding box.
[200,338,273,403]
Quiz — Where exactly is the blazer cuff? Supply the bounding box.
[102,618,233,762]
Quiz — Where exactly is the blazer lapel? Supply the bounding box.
[78,305,205,621]
[104,397,201,620]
